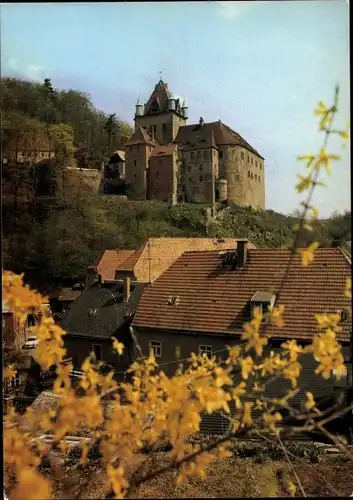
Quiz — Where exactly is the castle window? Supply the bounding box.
[219,151,223,159]
[251,173,253,179]
[204,150,208,159]
[189,177,192,182]
[251,158,253,165]
[199,165,203,172]
[130,147,132,152]
[236,174,240,182]
[248,171,251,178]
[162,123,167,134]
[258,176,261,182]
[188,165,191,172]
[191,152,194,160]
[156,171,160,178]
[241,152,244,160]
[134,160,137,167]
[199,175,203,181]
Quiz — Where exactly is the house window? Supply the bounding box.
[5,376,21,390]
[251,173,253,179]
[162,123,167,134]
[251,158,253,165]
[199,345,212,359]
[191,152,194,160]
[133,160,137,167]
[93,344,102,362]
[199,175,203,181]
[219,151,223,159]
[130,147,132,152]
[204,150,208,159]
[149,340,162,358]
[241,152,244,160]
[189,176,192,182]
[255,174,257,181]
[248,171,251,178]
[258,176,261,182]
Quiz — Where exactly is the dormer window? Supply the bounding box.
[167,295,180,306]
[337,308,350,323]
[250,291,276,317]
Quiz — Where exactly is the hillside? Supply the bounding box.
[1,77,133,169]
[2,193,351,287]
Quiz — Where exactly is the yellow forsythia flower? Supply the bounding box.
[298,241,319,266]
[305,392,316,410]
[111,336,124,355]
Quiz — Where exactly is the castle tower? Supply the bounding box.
[134,76,188,146]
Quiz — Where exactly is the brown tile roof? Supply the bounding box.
[133,237,256,283]
[150,144,177,157]
[174,121,264,159]
[95,250,136,281]
[94,238,255,284]
[116,248,145,272]
[144,80,171,116]
[132,248,351,342]
[125,127,158,147]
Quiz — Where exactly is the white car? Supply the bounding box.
[23,336,38,349]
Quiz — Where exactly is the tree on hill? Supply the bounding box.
[1,76,133,167]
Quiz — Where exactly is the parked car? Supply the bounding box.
[22,336,38,349]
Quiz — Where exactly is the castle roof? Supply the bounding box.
[124,127,158,147]
[180,127,217,151]
[150,143,177,157]
[174,121,264,159]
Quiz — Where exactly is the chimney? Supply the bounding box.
[199,117,204,128]
[123,276,131,302]
[236,240,248,269]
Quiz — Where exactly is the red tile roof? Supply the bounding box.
[96,250,135,281]
[174,121,263,159]
[125,127,158,147]
[133,248,351,342]
[150,144,177,157]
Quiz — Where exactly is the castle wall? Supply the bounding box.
[135,113,186,145]
[125,144,151,200]
[180,148,216,204]
[148,153,176,203]
[56,167,102,196]
[223,146,265,210]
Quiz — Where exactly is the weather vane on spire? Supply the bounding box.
[159,70,163,81]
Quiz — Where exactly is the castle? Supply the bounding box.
[124,78,265,209]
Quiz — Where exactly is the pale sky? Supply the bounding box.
[1,1,350,217]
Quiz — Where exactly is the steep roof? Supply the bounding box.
[124,127,158,147]
[132,247,351,342]
[92,250,136,281]
[150,144,177,157]
[143,79,171,116]
[132,237,256,283]
[174,121,264,159]
[30,391,62,412]
[60,282,146,339]
[90,238,255,285]
[110,150,126,162]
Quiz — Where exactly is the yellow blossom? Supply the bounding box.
[298,241,319,266]
[305,392,316,410]
[111,336,125,355]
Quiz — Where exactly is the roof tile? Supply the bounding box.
[133,247,351,342]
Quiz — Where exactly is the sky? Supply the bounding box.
[1,1,350,217]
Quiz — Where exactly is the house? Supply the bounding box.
[3,299,51,407]
[60,277,145,377]
[5,135,55,165]
[107,150,126,179]
[85,237,256,287]
[132,242,352,412]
